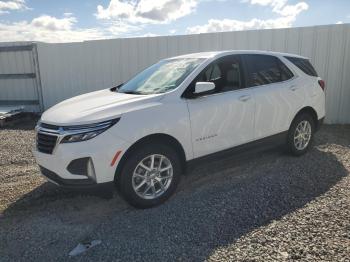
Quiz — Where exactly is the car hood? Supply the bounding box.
[41,89,163,125]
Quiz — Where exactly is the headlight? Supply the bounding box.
[60,118,119,143]
[61,130,104,143]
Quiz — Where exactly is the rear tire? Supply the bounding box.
[287,113,315,156]
[119,143,181,208]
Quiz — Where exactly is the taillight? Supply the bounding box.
[318,80,325,91]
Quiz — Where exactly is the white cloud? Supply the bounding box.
[135,32,159,37]
[277,2,307,16]
[0,14,109,43]
[336,21,343,24]
[0,0,28,14]
[96,0,134,20]
[248,0,308,16]
[30,15,77,31]
[96,0,197,24]
[187,16,295,34]
[187,0,308,34]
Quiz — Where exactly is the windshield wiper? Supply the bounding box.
[110,83,123,92]
[119,90,144,95]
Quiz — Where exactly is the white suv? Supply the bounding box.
[34,50,325,208]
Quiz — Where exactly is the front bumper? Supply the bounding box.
[33,129,130,185]
[39,165,114,192]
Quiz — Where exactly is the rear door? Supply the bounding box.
[242,54,305,139]
[184,55,255,158]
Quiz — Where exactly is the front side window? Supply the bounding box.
[185,55,243,96]
[244,54,293,87]
[118,58,204,95]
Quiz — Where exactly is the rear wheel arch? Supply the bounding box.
[291,106,318,128]
[114,133,186,183]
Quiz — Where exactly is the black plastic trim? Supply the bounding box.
[39,166,95,186]
[36,133,57,154]
[66,157,89,176]
[39,166,114,197]
[40,122,60,130]
[187,131,287,172]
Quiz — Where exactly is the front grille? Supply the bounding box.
[40,122,60,130]
[37,132,58,154]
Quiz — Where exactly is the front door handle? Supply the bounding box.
[239,95,251,102]
[289,85,299,91]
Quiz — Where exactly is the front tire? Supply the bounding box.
[287,113,315,156]
[119,143,181,208]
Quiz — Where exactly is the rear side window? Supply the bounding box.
[285,56,318,77]
[243,54,294,87]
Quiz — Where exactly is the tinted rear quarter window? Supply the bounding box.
[279,60,294,81]
[285,56,318,77]
[243,54,294,87]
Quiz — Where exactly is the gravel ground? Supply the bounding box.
[0,118,349,262]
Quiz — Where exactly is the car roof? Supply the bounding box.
[168,50,308,60]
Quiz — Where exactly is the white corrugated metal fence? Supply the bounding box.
[0,24,349,123]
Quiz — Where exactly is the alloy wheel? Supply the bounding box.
[293,120,312,150]
[132,154,173,200]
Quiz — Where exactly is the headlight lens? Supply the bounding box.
[60,118,119,143]
[61,130,103,143]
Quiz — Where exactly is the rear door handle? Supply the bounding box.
[239,95,251,102]
[289,85,299,91]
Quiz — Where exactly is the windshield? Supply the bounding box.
[117,58,204,95]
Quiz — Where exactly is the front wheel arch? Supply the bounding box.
[114,133,186,184]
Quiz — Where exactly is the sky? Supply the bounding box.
[0,0,349,43]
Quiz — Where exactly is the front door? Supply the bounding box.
[184,55,255,158]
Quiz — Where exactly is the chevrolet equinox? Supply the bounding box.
[34,50,326,208]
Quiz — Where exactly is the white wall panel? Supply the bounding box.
[338,26,350,124]
[0,79,37,100]
[324,25,345,123]
[271,29,287,52]
[0,42,40,110]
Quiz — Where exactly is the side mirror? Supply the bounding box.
[194,82,215,94]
